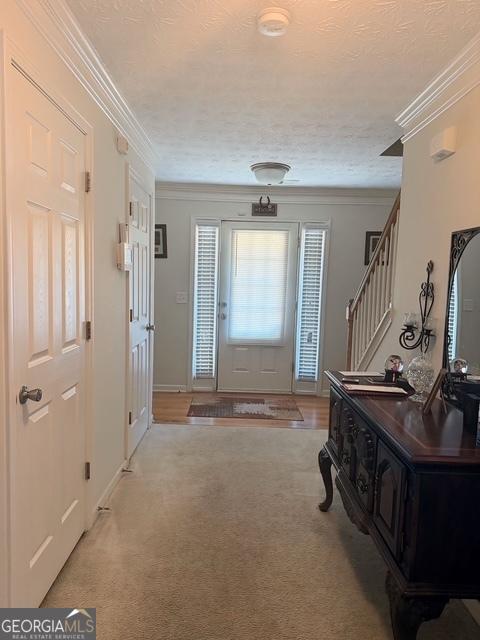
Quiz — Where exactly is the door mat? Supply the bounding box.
[187,396,304,421]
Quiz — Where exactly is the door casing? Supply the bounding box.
[188,216,331,396]
[1,37,94,606]
[217,220,300,393]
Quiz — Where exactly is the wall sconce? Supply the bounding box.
[399,261,435,353]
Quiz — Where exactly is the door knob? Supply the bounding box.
[19,386,43,405]
[220,313,227,320]
[146,323,155,331]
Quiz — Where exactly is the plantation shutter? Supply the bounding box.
[447,271,458,362]
[295,226,326,381]
[193,223,219,378]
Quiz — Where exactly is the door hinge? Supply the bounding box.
[85,462,91,481]
[129,309,133,322]
[129,201,133,217]
[85,171,91,193]
[85,320,92,340]
[128,411,132,425]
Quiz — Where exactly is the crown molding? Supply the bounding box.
[15,0,157,171]
[155,182,398,206]
[396,31,480,142]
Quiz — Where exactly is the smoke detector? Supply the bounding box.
[257,7,291,37]
[251,162,291,185]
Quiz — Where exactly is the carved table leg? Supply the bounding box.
[385,572,448,640]
[318,446,333,512]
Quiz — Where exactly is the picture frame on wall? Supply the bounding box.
[155,224,167,259]
[364,231,382,265]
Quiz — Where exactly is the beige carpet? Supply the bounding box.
[43,425,479,640]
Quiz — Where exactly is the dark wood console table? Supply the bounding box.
[319,370,480,640]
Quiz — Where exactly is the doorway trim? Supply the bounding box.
[188,215,330,396]
[1,36,95,604]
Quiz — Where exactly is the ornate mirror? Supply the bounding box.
[443,227,480,375]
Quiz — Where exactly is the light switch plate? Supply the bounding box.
[176,292,188,304]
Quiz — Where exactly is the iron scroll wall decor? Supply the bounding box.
[252,196,278,217]
[399,261,435,353]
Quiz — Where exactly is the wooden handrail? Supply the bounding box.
[349,192,400,315]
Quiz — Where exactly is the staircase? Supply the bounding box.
[346,192,401,370]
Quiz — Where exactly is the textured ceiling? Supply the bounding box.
[66,0,480,187]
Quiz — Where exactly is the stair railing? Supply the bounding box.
[346,192,401,370]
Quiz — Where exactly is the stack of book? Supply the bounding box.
[338,371,408,397]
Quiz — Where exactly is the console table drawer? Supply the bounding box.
[339,406,355,479]
[373,441,405,558]
[350,417,377,512]
[328,388,342,457]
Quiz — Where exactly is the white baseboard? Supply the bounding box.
[153,384,330,397]
[153,384,187,392]
[217,388,291,394]
[86,460,126,528]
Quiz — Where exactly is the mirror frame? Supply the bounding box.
[443,226,480,369]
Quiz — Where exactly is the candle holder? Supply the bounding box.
[399,261,435,353]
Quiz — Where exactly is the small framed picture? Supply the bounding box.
[364,231,382,265]
[422,368,448,415]
[155,224,167,259]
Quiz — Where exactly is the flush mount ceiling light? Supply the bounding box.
[251,162,291,185]
[257,7,291,37]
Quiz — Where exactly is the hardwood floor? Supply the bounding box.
[152,391,329,430]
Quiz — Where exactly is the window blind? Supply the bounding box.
[229,229,289,343]
[295,227,326,381]
[193,224,219,378]
[447,272,458,362]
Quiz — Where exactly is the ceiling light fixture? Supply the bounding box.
[257,7,291,37]
[251,162,291,185]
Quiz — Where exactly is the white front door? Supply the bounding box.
[217,222,299,393]
[127,172,153,458]
[6,66,87,606]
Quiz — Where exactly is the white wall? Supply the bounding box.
[154,185,396,393]
[0,0,155,605]
[371,84,480,373]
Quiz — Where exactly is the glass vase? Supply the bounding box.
[406,355,435,403]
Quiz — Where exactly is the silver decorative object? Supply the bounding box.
[450,358,468,376]
[384,354,404,383]
[406,355,435,403]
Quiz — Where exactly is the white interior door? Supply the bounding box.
[127,172,153,458]
[217,222,298,393]
[7,66,87,606]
